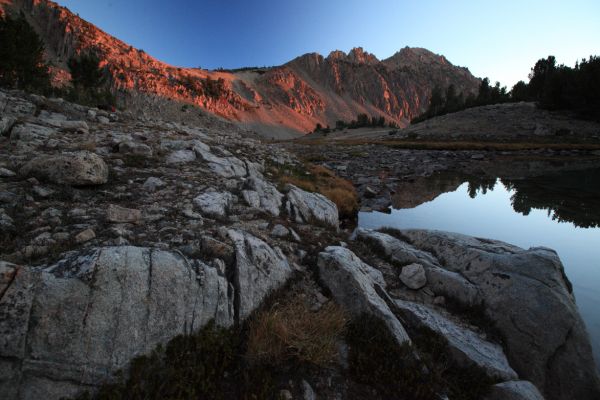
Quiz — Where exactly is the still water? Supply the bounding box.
[359,168,600,366]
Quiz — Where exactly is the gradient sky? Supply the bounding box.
[57,0,599,87]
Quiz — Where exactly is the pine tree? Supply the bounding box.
[0,13,50,91]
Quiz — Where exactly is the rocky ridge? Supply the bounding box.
[1,0,480,137]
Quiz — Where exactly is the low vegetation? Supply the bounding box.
[71,294,347,400]
[312,113,398,134]
[269,162,359,218]
[297,137,600,151]
[346,314,496,400]
[67,52,115,107]
[246,296,347,366]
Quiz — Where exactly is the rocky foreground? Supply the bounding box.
[1,89,599,400]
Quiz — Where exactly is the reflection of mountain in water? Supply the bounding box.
[391,173,464,209]
[466,169,600,228]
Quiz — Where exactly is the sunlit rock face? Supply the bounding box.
[1,1,479,135]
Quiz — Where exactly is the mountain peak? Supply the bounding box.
[325,48,379,64]
[347,47,379,64]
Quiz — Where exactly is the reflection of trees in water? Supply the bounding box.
[467,170,600,229]
[467,178,498,198]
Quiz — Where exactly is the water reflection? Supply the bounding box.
[392,168,600,229]
[464,169,600,228]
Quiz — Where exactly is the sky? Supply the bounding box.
[57,0,600,88]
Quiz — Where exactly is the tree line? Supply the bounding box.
[313,113,399,134]
[0,13,115,106]
[413,55,600,123]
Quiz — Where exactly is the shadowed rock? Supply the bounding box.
[362,228,600,400]
[317,246,410,346]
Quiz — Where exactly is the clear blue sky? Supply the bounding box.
[57,0,600,87]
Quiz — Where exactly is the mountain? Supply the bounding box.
[1,0,481,137]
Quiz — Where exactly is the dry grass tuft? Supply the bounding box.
[275,163,359,218]
[246,297,347,366]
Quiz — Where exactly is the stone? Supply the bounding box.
[0,167,16,177]
[0,116,16,136]
[394,299,517,380]
[270,224,289,238]
[302,380,316,400]
[242,190,260,208]
[106,204,142,223]
[399,230,600,400]
[0,209,14,231]
[243,176,283,216]
[356,229,480,306]
[118,141,153,157]
[228,229,292,320]
[143,177,166,191]
[0,247,234,398]
[485,381,545,400]
[317,246,410,346]
[20,151,109,186]
[74,228,96,243]
[166,150,196,164]
[364,185,377,198]
[195,147,247,178]
[193,191,233,218]
[200,235,235,264]
[97,116,110,124]
[10,123,54,142]
[279,390,293,400]
[285,184,339,229]
[244,175,283,217]
[399,263,427,289]
[32,186,54,198]
[60,120,89,134]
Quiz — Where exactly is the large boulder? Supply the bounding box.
[193,191,234,218]
[228,230,292,320]
[20,151,109,186]
[10,123,54,143]
[368,229,600,400]
[242,176,283,216]
[0,247,234,400]
[394,299,517,381]
[195,147,247,178]
[285,184,339,229]
[317,246,410,346]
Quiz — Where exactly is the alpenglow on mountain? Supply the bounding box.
[1,0,480,136]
